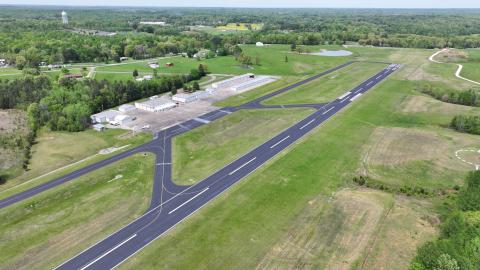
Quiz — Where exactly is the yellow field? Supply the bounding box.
[216,23,263,31]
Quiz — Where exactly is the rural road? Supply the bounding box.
[429,48,480,85]
[0,61,400,269]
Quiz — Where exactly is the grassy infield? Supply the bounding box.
[1,45,480,269]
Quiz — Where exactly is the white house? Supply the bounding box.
[118,104,136,112]
[148,63,159,68]
[0,59,5,66]
[135,98,177,112]
[120,57,128,61]
[91,110,121,124]
[256,42,264,47]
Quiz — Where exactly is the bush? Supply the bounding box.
[458,171,480,211]
[450,115,480,135]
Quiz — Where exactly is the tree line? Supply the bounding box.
[2,65,207,132]
[417,82,480,107]
[411,171,480,270]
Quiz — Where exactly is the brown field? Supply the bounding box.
[435,49,468,63]
[360,127,479,189]
[256,188,437,270]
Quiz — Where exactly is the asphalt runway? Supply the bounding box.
[0,62,400,269]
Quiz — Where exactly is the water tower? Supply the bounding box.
[61,11,68,25]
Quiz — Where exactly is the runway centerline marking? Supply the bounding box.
[193,117,210,124]
[228,157,257,175]
[270,136,290,149]
[300,119,315,130]
[156,163,172,165]
[366,81,373,86]
[322,107,335,115]
[219,110,231,114]
[168,188,209,214]
[80,234,137,270]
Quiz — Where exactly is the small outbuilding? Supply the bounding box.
[165,62,174,67]
[255,42,264,47]
[92,124,106,132]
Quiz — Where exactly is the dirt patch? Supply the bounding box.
[0,110,27,133]
[256,189,437,270]
[364,127,478,171]
[365,127,445,167]
[436,49,468,63]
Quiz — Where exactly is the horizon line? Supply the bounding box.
[2,4,480,9]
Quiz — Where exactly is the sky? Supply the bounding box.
[1,0,480,8]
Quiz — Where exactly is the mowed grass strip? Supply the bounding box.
[0,129,151,199]
[120,77,469,269]
[172,108,314,185]
[263,62,387,105]
[0,153,155,270]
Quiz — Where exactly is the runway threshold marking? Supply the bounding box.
[193,117,210,124]
[337,92,351,100]
[322,107,335,115]
[80,234,137,270]
[270,136,290,149]
[228,157,257,175]
[300,119,315,130]
[168,188,210,214]
[350,93,363,101]
[156,163,172,165]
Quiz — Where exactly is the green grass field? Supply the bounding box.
[95,45,352,77]
[263,62,387,105]
[2,46,478,269]
[0,153,155,270]
[172,108,314,185]
[0,128,151,199]
[460,62,480,82]
[118,47,478,269]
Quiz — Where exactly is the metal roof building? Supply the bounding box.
[135,98,177,112]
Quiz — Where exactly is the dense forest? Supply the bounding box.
[1,7,480,67]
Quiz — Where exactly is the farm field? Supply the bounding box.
[172,108,314,185]
[216,23,263,31]
[263,62,386,105]
[0,153,155,270]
